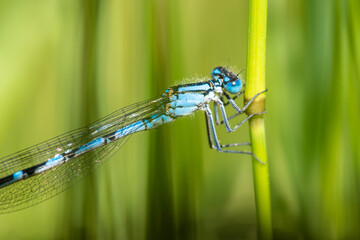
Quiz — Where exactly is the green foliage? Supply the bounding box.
[0,0,359,239]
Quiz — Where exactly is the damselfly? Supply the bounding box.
[0,66,266,213]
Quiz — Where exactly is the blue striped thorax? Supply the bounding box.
[211,66,243,94]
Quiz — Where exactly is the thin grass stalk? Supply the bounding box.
[145,0,176,239]
[245,0,272,239]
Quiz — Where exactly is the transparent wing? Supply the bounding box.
[0,95,169,213]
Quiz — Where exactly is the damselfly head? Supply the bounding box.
[211,66,243,94]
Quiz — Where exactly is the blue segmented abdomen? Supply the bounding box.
[0,171,24,188]
[0,114,175,189]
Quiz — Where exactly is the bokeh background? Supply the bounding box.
[0,0,359,239]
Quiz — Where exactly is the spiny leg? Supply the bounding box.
[214,96,266,133]
[217,87,265,124]
[216,90,246,126]
[214,101,249,127]
[204,105,264,164]
[221,142,251,148]
[205,112,215,149]
[219,89,268,124]
[224,89,267,114]
[205,112,250,149]
[214,102,222,125]
[221,89,245,106]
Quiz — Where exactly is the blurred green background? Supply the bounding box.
[0,0,359,239]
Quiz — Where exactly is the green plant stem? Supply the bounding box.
[245,0,272,239]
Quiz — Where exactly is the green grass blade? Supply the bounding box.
[245,0,272,239]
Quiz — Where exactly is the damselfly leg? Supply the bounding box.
[215,90,245,125]
[204,105,264,164]
[220,89,245,106]
[216,89,268,125]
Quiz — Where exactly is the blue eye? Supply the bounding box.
[225,79,242,94]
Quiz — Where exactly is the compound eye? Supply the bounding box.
[225,78,242,94]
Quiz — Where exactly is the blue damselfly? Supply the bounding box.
[0,66,266,213]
